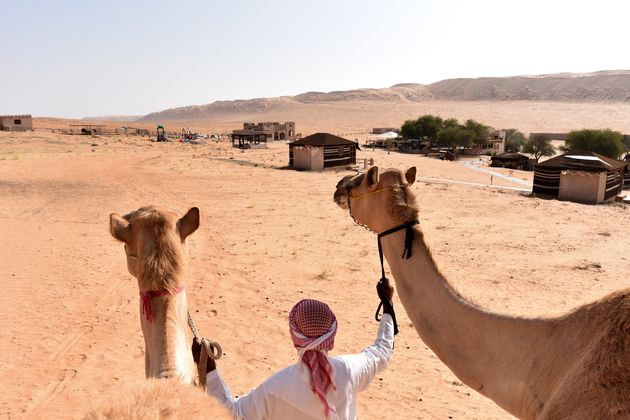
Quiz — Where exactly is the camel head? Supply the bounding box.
[109,206,199,293]
[334,166,418,233]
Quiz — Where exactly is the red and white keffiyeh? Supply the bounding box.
[289,299,338,419]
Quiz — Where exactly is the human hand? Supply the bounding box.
[377,278,394,303]
[191,338,217,373]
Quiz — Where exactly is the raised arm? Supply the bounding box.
[192,339,269,419]
[344,280,396,391]
[344,313,395,391]
[205,370,269,420]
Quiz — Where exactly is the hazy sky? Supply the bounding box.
[1,0,629,118]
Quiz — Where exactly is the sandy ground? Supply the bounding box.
[0,131,628,419]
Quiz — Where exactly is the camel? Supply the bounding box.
[109,205,200,382]
[333,166,630,419]
[85,378,225,419]
[90,206,228,418]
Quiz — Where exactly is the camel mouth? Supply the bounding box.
[333,174,361,210]
[334,192,349,210]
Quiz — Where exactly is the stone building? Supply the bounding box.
[242,121,296,141]
[0,115,33,131]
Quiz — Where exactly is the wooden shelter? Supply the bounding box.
[289,133,358,170]
[70,124,105,135]
[533,151,628,203]
[122,126,150,137]
[231,129,273,149]
[490,152,530,170]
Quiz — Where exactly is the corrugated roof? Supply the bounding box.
[536,150,628,171]
[290,132,358,147]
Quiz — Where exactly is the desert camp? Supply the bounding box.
[1,1,630,419]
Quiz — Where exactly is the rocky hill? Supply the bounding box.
[138,70,630,122]
[427,70,630,101]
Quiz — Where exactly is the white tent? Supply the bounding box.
[369,131,399,140]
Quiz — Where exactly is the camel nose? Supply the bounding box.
[333,191,349,209]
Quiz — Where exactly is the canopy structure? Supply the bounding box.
[490,152,530,169]
[369,131,399,140]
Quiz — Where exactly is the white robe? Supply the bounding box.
[206,314,395,420]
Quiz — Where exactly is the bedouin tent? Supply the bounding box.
[533,150,628,203]
[289,133,358,170]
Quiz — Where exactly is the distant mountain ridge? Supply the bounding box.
[83,115,141,122]
[137,70,630,122]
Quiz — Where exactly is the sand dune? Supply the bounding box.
[138,70,630,123]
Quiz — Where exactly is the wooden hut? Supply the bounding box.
[490,152,530,170]
[289,133,358,170]
[533,151,628,203]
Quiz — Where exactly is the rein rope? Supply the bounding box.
[375,220,418,335]
[187,311,223,361]
[188,310,222,388]
[347,183,419,336]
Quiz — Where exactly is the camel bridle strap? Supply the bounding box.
[345,182,418,337]
[349,184,406,200]
[346,184,407,234]
[139,287,186,322]
[374,220,419,336]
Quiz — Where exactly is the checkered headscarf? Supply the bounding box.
[289,299,338,418]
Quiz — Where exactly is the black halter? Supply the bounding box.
[346,183,418,336]
[374,220,419,335]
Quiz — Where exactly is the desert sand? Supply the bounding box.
[0,121,628,419]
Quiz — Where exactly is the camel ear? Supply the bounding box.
[110,213,132,243]
[366,166,379,188]
[405,167,417,185]
[178,207,199,241]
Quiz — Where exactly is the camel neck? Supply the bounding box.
[140,291,195,383]
[379,226,559,418]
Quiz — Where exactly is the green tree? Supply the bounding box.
[464,119,491,146]
[564,129,624,159]
[437,126,475,154]
[416,115,444,145]
[400,119,420,139]
[400,114,444,146]
[523,134,555,162]
[437,127,458,148]
[623,135,630,160]
[504,129,527,152]
[443,118,459,129]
